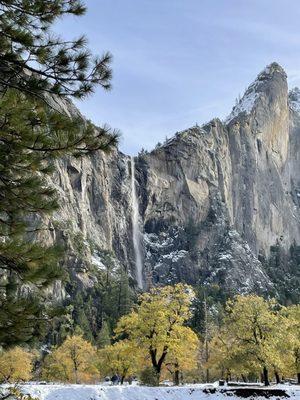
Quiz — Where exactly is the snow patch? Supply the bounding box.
[144,233,174,250]
[12,383,300,400]
[225,90,259,124]
[218,253,233,261]
[91,254,106,271]
[162,250,188,262]
[289,87,300,114]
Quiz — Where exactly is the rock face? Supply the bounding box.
[44,63,300,295]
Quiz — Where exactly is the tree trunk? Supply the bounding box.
[174,363,180,386]
[275,371,280,384]
[153,367,160,386]
[297,372,300,384]
[149,348,160,385]
[263,366,270,386]
[121,375,125,385]
[150,355,161,386]
[74,368,79,384]
[225,371,229,383]
[154,347,168,385]
[241,374,247,383]
[204,294,210,383]
[206,367,210,383]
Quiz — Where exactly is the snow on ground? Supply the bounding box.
[12,383,300,400]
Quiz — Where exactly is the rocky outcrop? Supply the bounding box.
[43,62,300,296]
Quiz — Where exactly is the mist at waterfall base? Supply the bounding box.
[130,157,144,289]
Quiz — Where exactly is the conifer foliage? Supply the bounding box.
[0,0,118,347]
[0,0,112,98]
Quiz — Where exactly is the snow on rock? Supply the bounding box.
[144,233,174,250]
[289,87,300,114]
[162,250,188,262]
[225,90,258,124]
[225,63,286,124]
[91,254,106,271]
[15,384,300,400]
[218,253,233,261]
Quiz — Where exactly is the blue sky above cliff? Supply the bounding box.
[55,0,300,154]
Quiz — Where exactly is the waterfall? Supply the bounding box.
[130,156,144,289]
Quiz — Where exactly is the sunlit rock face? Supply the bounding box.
[42,62,300,296]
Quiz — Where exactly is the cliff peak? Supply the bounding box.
[257,62,286,79]
[225,62,287,124]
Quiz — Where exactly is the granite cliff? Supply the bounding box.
[41,62,300,298]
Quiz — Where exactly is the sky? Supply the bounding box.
[55,0,300,155]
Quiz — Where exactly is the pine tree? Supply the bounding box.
[0,0,119,347]
[97,321,111,349]
[0,89,118,346]
[0,0,112,99]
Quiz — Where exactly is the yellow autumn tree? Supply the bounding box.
[223,295,282,386]
[207,327,237,381]
[207,325,261,382]
[283,304,300,383]
[115,283,196,384]
[267,308,294,383]
[165,325,199,385]
[98,339,141,384]
[0,347,34,383]
[42,335,98,383]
